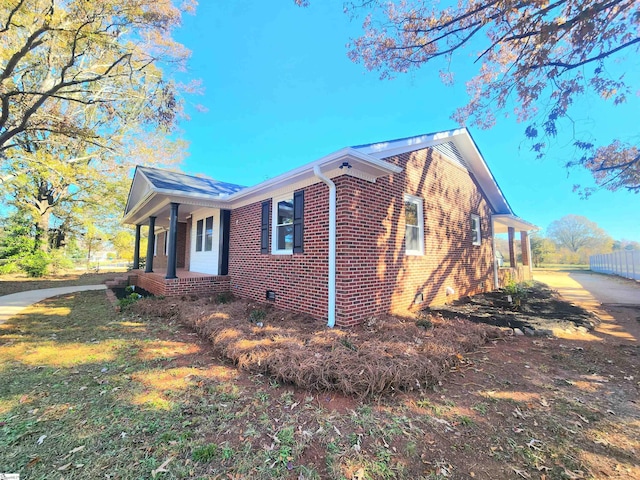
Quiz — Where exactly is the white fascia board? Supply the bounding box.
[492,214,539,233]
[354,128,515,216]
[354,128,464,158]
[451,132,513,215]
[153,188,233,203]
[122,190,155,225]
[122,195,167,227]
[122,191,229,226]
[225,147,401,205]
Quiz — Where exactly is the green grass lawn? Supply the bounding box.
[2,289,636,479]
[0,291,431,479]
[533,264,590,271]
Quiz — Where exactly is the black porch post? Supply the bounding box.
[166,203,179,279]
[145,216,156,273]
[133,224,141,269]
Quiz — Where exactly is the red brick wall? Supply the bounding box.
[228,183,329,320]
[154,232,167,269]
[334,147,494,327]
[226,148,494,327]
[152,224,187,270]
[131,273,230,297]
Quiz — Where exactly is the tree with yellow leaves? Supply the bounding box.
[0,0,195,249]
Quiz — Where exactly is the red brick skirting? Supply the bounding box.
[130,272,231,297]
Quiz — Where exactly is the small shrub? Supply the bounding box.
[503,280,529,307]
[125,285,136,294]
[49,249,74,274]
[415,311,433,329]
[20,251,50,277]
[0,260,19,275]
[415,318,433,329]
[118,292,142,310]
[215,292,233,304]
[249,309,266,323]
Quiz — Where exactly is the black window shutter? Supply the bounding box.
[260,201,270,253]
[293,190,304,253]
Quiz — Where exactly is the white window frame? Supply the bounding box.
[204,215,214,252]
[271,193,294,255]
[471,214,481,246]
[404,194,424,256]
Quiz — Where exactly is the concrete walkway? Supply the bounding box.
[534,270,640,307]
[0,285,107,324]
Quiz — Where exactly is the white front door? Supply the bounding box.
[190,208,220,275]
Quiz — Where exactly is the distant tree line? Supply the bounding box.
[497,214,639,267]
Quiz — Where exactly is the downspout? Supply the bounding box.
[491,215,499,289]
[313,165,336,328]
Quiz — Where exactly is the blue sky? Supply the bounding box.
[173,0,639,242]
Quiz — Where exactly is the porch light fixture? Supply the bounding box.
[339,161,352,169]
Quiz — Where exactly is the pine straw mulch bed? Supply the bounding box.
[130,296,504,398]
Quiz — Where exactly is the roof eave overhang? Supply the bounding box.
[123,148,401,225]
[354,128,514,215]
[225,147,402,204]
[492,214,539,233]
[122,191,233,226]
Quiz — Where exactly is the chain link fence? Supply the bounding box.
[590,250,640,281]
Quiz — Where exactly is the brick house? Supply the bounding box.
[123,128,536,327]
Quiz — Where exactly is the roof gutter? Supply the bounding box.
[313,165,336,328]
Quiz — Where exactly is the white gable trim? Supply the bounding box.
[354,129,463,159]
[353,128,513,215]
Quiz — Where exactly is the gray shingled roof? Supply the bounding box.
[138,166,245,197]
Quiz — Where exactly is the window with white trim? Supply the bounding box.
[272,194,294,254]
[195,216,214,252]
[205,216,214,251]
[404,194,424,255]
[471,214,481,246]
[196,220,203,252]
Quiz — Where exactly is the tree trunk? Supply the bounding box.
[34,206,50,252]
[33,181,54,251]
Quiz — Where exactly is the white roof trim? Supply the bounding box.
[225,147,401,203]
[123,148,402,225]
[353,128,513,215]
[354,128,464,158]
[492,214,539,233]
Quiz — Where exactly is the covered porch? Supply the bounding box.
[492,214,538,287]
[123,167,244,292]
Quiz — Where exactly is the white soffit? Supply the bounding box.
[493,214,539,233]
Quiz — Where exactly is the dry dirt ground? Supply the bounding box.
[3,270,638,479]
[432,268,640,479]
[133,269,640,479]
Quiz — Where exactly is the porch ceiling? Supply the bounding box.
[493,214,538,234]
